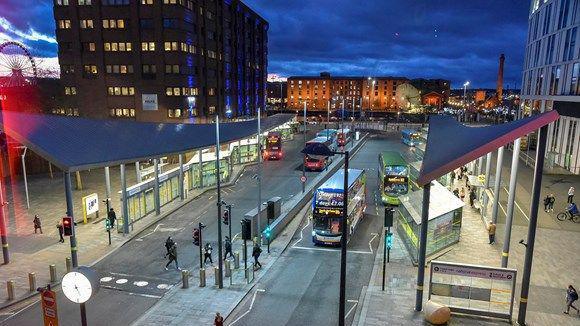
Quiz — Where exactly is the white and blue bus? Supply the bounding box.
[401,129,421,147]
[316,129,338,143]
[311,169,367,245]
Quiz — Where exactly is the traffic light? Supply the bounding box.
[222,210,229,225]
[386,232,393,249]
[192,228,200,246]
[267,201,275,220]
[62,217,73,236]
[264,225,272,240]
[384,208,394,227]
[105,219,111,231]
[241,219,252,240]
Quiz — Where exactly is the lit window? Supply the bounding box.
[164,42,178,51]
[56,0,69,5]
[58,20,71,29]
[64,86,77,95]
[141,42,155,51]
[80,20,94,29]
[78,0,92,5]
[141,0,153,4]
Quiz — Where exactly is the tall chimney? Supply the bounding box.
[497,54,505,104]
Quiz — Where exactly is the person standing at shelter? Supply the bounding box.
[214,312,224,326]
[487,221,496,244]
[108,208,117,228]
[469,189,476,208]
[544,194,551,212]
[568,186,575,204]
[57,222,64,243]
[548,193,556,212]
[459,187,466,202]
[33,215,42,234]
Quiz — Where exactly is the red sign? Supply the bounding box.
[300,175,307,183]
[41,289,59,326]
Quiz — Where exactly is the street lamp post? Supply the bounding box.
[301,143,349,326]
[215,115,224,289]
[302,101,306,193]
[463,81,470,122]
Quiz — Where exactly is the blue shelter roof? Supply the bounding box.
[319,169,364,192]
[0,111,294,172]
[417,111,559,186]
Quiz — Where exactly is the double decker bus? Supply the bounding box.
[379,151,410,205]
[337,128,351,146]
[263,131,283,160]
[312,169,367,245]
[401,129,421,147]
[304,137,336,171]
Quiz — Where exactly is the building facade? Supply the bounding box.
[286,72,409,113]
[521,0,580,174]
[53,0,268,122]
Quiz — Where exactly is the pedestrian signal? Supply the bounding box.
[386,232,393,249]
[62,217,73,236]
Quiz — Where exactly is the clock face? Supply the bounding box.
[62,271,93,303]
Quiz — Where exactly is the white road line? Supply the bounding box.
[233,232,241,242]
[291,216,311,247]
[502,187,530,221]
[229,289,266,326]
[101,285,163,299]
[136,224,163,241]
[345,299,359,318]
[368,233,378,253]
[291,246,373,254]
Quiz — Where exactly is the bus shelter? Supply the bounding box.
[397,181,464,263]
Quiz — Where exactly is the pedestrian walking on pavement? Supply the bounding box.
[214,312,224,326]
[544,194,551,212]
[224,236,233,260]
[469,189,476,207]
[165,236,175,255]
[453,188,459,198]
[568,186,575,204]
[164,243,180,270]
[204,243,213,265]
[252,243,262,270]
[564,285,579,315]
[548,194,556,212]
[33,215,42,234]
[487,221,496,244]
[450,170,456,182]
[460,187,466,202]
[107,208,117,227]
[56,222,64,243]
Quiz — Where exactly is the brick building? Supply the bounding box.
[53,0,268,122]
[286,72,409,112]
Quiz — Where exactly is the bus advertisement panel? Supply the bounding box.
[264,132,283,160]
[312,169,366,245]
[379,152,410,205]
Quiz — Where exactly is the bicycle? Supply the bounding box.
[556,210,580,223]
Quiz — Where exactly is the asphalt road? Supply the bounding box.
[226,134,407,326]
[1,127,326,326]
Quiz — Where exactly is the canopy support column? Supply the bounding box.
[120,164,129,235]
[415,182,431,312]
[64,172,78,267]
[484,152,492,188]
[198,150,203,188]
[518,125,548,325]
[154,159,160,215]
[491,147,504,224]
[135,162,141,183]
[502,138,521,268]
[179,154,185,201]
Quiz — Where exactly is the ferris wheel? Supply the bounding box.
[0,41,38,87]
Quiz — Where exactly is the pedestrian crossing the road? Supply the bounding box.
[99,272,175,299]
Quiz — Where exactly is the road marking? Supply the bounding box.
[233,232,241,242]
[291,246,373,254]
[345,299,359,318]
[502,187,530,221]
[368,233,378,253]
[115,279,128,284]
[134,281,149,287]
[157,284,171,290]
[136,224,163,241]
[100,276,113,282]
[100,285,163,299]
[229,289,266,325]
[291,215,311,247]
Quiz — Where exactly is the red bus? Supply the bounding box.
[263,131,283,160]
[337,128,351,146]
[304,137,335,171]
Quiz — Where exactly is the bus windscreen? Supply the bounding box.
[384,175,409,196]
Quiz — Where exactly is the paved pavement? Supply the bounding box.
[354,169,580,325]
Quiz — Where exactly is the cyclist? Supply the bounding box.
[567,202,578,216]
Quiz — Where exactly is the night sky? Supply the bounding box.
[0,0,530,89]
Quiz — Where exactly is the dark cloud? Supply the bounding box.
[1,0,528,89]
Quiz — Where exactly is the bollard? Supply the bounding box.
[65,257,72,273]
[234,251,240,269]
[28,272,36,292]
[199,268,206,287]
[181,270,189,289]
[49,264,57,283]
[6,280,14,300]
[225,260,231,278]
[214,267,220,286]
